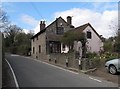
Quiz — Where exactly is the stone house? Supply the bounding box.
[31,16,103,60]
[31,16,74,59]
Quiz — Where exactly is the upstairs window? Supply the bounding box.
[87,31,92,39]
[36,36,38,40]
[56,27,64,35]
[39,45,41,53]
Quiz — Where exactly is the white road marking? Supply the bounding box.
[5,59,20,89]
[8,55,102,82]
[89,77,102,83]
[15,55,103,80]
[11,54,19,57]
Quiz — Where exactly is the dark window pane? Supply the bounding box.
[87,31,92,39]
[49,41,61,53]
[56,27,64,35]
[39,45,41,53]
[37,36,38,40]
[62,44,65,51]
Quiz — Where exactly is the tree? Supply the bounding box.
[1,9,34,55]
[4,25,22,53]
[0,9,10,31]
[62,31,86,45]
[103,37,114,52]
[61,30,86,51]
[114,34,120,54]
[4,25,34,55]
[15,31,33,55]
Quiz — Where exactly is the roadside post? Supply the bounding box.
[55,58,57,63]
[48,54,51,62]
[66,57,68,67]
[78,59,82,70]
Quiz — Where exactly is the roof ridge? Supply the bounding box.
[31,16,74,39]
[75,23,89,30]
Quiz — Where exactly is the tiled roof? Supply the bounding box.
[74,23,102,39]
[31,17,102,40]
[75,23,89,31]
[31,28,46,39]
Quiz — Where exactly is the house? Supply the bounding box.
[31,16,103,60]
[74,23,104,53]
[31,16,74,59]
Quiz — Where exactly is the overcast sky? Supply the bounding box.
[2,2,118,38]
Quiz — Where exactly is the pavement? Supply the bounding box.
[5,54,119,87]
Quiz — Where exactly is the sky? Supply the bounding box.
[2,1,118,38]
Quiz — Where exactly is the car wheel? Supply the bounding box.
[109,65,117,75]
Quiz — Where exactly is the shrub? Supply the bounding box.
[89,57,101,68]
[86,52,97,58]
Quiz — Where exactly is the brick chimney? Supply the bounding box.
[40,21,46,31]
[67,16,72,25]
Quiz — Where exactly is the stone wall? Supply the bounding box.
[31,32,46,59]
[47,52,79,69]
[45,53,97,70]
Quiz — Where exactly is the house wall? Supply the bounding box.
[48,52,79,69]
[83,26,103,53]
[31,32,47,60]
[46,18,73,35]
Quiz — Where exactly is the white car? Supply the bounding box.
[105,59,120,75]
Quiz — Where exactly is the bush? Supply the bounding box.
[85,52,119,69]
[100,52,118,62]
[86,52,97,58]
[89,57,101,68]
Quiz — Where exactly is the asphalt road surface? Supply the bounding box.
[5,54,118,87]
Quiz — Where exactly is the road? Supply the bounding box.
[5,54,118,87]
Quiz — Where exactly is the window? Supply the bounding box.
[87,31,92,39]
[33,38,34,42]
[33,47,35,54]
[49,41,61,53]
[39,45,41,53]
[62,44,65,51]
[36,36,38,40]
[56,27,64,35]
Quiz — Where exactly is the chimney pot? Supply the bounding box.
[40,21,46,31]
